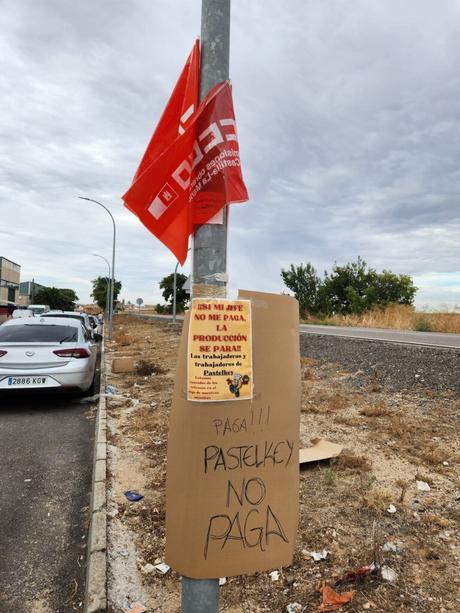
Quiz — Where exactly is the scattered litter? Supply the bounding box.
[269,570,280,581]
[443,461,449,466]
[299,439,343,464]
[106,384,119,395]
[363,602,377,610]
[416,480,431,492]
[381,566,398,582]
[78,394,100,404]
[334,562,378,586]
[387,504,397,514]
[124,490,144,502]
[154,562,170,574]
[123,603,147,613]
[383,542,401,553]
[219,577,227,586]
[318,584,355,612]
[24,479,32,483]
[308,550,329,562]
[141,563,155,574]
[286,603,303,613]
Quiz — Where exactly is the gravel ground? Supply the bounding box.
[299,334,460,395]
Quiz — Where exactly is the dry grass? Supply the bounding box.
[335,450,372,473]
[319,304,460,333]
[107,314,460,613]
[359,401,390,418]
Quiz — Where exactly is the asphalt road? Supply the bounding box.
[0,382,97,612]
[299,323,460,349]
[150,314,460,349]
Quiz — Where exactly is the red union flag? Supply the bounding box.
[123,51,248,264]
[132,40,200,182]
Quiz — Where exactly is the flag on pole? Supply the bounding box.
[123,44,248,264]
[132,40,200,182]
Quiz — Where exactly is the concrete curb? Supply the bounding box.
[85,338,107,613]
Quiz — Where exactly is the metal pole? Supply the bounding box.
[172,260,179,324]
[192,0,230,301]
[92,254,111,322]
[182,1,230,611]
[78,197,116,340]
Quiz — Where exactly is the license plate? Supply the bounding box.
[1,376,51,388]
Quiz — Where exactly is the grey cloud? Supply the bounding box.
[1,0,459,307]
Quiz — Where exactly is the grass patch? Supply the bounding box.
[135,360,168,376]
[413,317,433,332]
[335,451,372,473]
[359,401,389,418]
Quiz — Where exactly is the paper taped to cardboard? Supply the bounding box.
[165,290,301,578]
[187,298,253,402]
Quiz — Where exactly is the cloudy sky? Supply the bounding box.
[2,0,460,309]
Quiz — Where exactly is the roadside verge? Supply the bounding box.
[85,340,107,613]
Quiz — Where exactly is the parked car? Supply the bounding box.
[0,317,97,392]
[12,309,34,318]
[28,304,50,315]
[88,315,101,333]
[40,311,101,341]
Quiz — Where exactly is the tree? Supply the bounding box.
[159,273,189,311]
[91,277,122,310]
[280,263,322,316]
[34,287,79,311]
[281,257,417,316]
[322,257,377,315]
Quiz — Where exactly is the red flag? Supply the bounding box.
[132,40,200,182]
[123,81,248,264]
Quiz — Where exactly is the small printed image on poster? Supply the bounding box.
[187,298,252,402]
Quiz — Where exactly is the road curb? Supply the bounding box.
[85,338,107,613]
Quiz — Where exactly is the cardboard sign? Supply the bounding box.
[165,290,300,578]
[187,298,253,402]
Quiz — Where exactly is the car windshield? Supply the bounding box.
[0,325,78,343]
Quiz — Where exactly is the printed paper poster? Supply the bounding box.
[187,298,252,401]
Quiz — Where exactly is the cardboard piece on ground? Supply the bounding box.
[299,438,343,464]
[111,357,135,374]
[165,290,301,578]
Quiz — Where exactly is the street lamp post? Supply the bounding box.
[172,260,180,325]
[92,253,111,322]
[78,197,116,340]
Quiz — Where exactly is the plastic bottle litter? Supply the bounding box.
[308,550,328,562]
[124,490,144,502]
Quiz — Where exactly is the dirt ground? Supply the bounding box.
[105,314,460,613]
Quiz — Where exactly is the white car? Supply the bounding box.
[40,310,98,340]
[0,317,98,392]
[12,309,34,318]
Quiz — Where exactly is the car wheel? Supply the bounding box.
[84,372,97,396]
